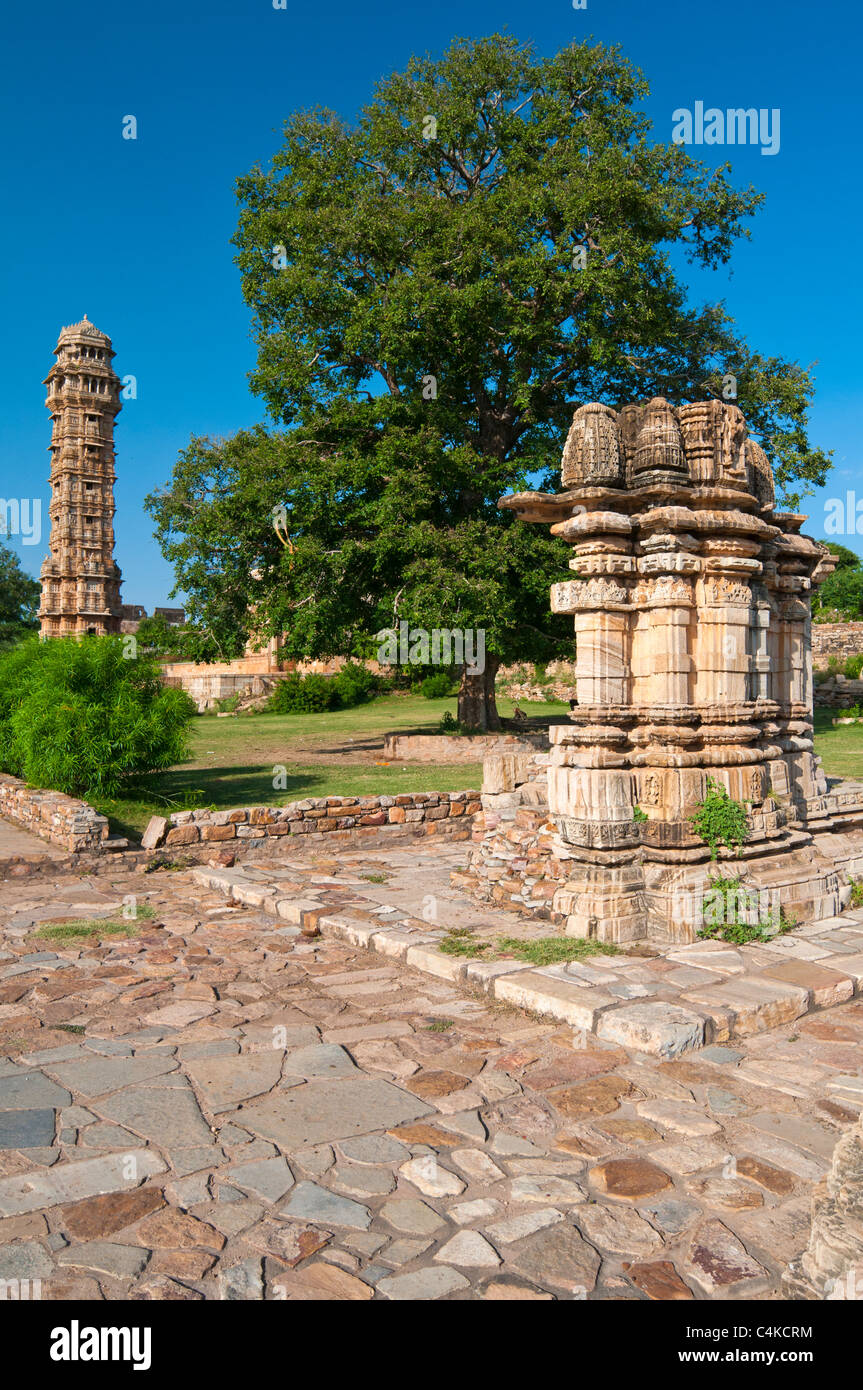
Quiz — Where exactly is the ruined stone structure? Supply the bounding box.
[39,317,123,636]
[465,398,863,943]
[793,1110,863,1299]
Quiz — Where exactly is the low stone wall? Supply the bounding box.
[812,622,863,664]
[814,676,863,708]
[382,732,544,763]
[142,790,482,851]
[0,774,109,853]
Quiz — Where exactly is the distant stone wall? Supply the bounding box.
[142,790,482,851]
[161,663,284,711]
[0,775,109,853]
[497,660,577,704]
[812,623,863,665]
[161,655,391,712]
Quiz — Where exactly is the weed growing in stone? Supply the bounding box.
[144,856,193,873]
[438,930,620,964]
[438,928,491,957]
[689,777,749,859]
[496,936,619,966]
[697,874,796,944]
[35,903,154,942]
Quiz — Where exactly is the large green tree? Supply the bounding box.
[147,34,832,728]
[0,542,40,647]
[812,543,863,622]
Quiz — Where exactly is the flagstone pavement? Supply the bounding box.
[1,847,861,1302]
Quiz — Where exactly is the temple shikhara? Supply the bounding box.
[466,397,863,942]
[38,317,123,636]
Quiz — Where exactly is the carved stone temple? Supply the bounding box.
[463,398,863,944]
[39,317,123,637]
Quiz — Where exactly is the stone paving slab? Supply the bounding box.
[191,856,863,1056]
[1,843,861,1302]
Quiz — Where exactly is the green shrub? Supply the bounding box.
[689,776,750,860]
[333,661,380,706]
[267,673,305,713]
[844,654,863,680]
[420,672,455,699]
[268,663,382,714]
[438,711,466,734]
[0,636,195,797]
[268,672,337,713]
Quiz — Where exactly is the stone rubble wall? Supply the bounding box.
[161,668,284,712]
[142,790,482,851]
[453,750,571,921]
[0,774,110,854]
[496,660,577,704]
[814,676,863,709]
[811,622,863,663]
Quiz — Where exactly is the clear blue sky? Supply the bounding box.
[1,0,860,610]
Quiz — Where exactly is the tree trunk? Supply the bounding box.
[458,655,501,731]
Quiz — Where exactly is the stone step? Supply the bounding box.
[196,864,863,1060]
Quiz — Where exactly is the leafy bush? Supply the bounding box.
[267,663,382,714]
[844,654,863,680]
[333,661,381,706]
[812,546,863,622]
[0,636,195,797]
[421,672,454,699]
[268,672,336,713]
[689,776,750,860]
[438,711,466,734]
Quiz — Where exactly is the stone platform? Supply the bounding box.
[192,845,863,1058]
[2,845,863,1302]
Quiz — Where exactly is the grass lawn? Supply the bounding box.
[89,695,861,842]
[92,693,568,840]
[813,708,863,781]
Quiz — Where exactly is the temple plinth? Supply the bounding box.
[464,398,863,944]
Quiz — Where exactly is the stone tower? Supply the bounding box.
[39,317,123,636]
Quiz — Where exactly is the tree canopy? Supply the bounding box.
[147,34,833,725]
[0,542,40,647]
[812,543,863,622]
